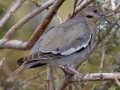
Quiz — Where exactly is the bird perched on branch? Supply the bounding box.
[6,6,110,82]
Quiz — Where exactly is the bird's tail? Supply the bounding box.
[5,62,28,82]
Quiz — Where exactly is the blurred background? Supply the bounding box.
[0,0,120,90]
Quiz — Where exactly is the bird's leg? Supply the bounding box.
[60,65,87,82]
[60,65,74,81]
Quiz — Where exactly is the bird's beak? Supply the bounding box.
[100,15,111,24]
[96,12,111,24]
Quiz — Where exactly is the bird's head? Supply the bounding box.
[82,6,110,24]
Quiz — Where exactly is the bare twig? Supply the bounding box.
[106,10,120,17]
[77,0,83,6]
[98,52,120,90]
[3,0,55,39]
[114,2,120,12]
[111,0,116,10]
[103,16,120,38]
[55,14,62,23]
[64,0,95,21]
[67,83,72,90]
[99,47,105,73]
[46,65,55,90]
[1,59,13,76]
[92,47,105,90]
[0,57,5,67]
[0,0,24,28]
[100,0,110,7]
[69,73,120,82]
[79,81,89,90]
[104,2,120,16]
[71,0,78,19]
[55,79,68,90]
[33,1,62,23]
[9,70,47,90]
[114,75,120,86]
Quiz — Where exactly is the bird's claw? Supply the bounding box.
[76,72,89,82]
[60,65,88,82]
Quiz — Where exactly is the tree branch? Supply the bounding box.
[0,0,66,50]
[46,65,55,90]
[3,0,55,39]
[69,73,120,82]
[92,46,105,90]
[0,0,24,28]
[64,0,95,21]
[9,70,47,90]
[98,52,120,90]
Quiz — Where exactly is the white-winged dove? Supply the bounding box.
[6,6,110,82]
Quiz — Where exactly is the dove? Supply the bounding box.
[6,6,110,82]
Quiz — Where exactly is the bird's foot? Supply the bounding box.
[60,65,88,82]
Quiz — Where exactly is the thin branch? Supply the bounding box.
[73,0,78,16]
[0,57,5,67]
[1,59,13,76]
[77,0,84,6]
[46,65,55,90]
[69,73,120,82]
[67,83,72,90]
[64,0,95,21]
[2,0,55,39]
[55,79,68,90]
[98,52,120,90]
[106,10,120,17]
[111,0,116,10]
[9,70,47,90]
[56,73,120,88]
[99,47,105,73]
[105,2,120,16]
[55,14,62,23]
[80,81,89,90]
[92,47,105,90]
[34,1,62,23]
[114,2,120,12]
[100,0,110,7]
[114,76,120,86]
[103,16,120,38]
[0,0,24,28]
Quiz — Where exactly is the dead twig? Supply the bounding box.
[98,52,120,90]
[46,65,55,90]
[9,70,47,90]
[64,0,96,21]
[34,1,62,23]
[0,0,24,28]
[92,47,105,90]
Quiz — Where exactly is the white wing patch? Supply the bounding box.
[52,51,59,54]
[61,34,91,55]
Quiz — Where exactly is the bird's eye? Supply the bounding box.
[87,15,93,18]
[93,9,97,13]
